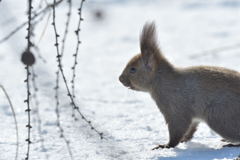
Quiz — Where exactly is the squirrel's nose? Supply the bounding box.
[119,75,124,83]
[119,75,131,87]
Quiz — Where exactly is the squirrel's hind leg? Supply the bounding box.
[180,122,199,143]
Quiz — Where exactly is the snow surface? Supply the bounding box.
[0,0,240,160]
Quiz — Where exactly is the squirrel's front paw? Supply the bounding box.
[152,144,170,150]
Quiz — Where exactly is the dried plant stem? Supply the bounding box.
[52,0,75,159]
[59,0,78,120]
[0,0,64,44]
[60,0,72,57]
[52,0,103,139]
[71,0,85,120]
[24,66,32,160]
[31,68,49,159]
[55,72,74,160]
[30,10,49,64]
[24,0,33,159]
[32,45,47,63]
[0,85,19,160]
[37,12,51,44]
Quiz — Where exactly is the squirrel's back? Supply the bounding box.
[180,66,240,142]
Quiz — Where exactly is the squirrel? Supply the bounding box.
[119,22,240,149]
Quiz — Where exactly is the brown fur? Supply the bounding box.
[119,22,240,148]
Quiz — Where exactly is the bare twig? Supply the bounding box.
[58,0,78,120]
[71,0,85,120]
[37,12,51,44]
[52,1,74,159]
[54,71,74,160]
[0,0,64,44]
[31,7,49,64]
[0,85,19,160]
[60,0,72,57]
[32,45,47,63]
[31,68,49,159]
[52,0,103,139]
[24,0,34,159]
[24,66,32,160]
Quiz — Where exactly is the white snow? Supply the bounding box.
[0,0,240,160]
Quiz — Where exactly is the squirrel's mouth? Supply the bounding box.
[119,75,138,90]
[121,80,135,90]
[126,82,138,90]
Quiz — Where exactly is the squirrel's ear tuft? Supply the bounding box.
[140,22,160,69]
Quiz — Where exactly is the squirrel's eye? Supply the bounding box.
[130,67,137,74]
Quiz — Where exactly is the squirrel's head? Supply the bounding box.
[119,22,172,92]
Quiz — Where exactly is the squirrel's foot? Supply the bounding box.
[223,143,240,147]
[221,139,230,142]
[180,136,192,143]
[152,144,170,150]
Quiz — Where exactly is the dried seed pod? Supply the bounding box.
[21,50,35,66]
